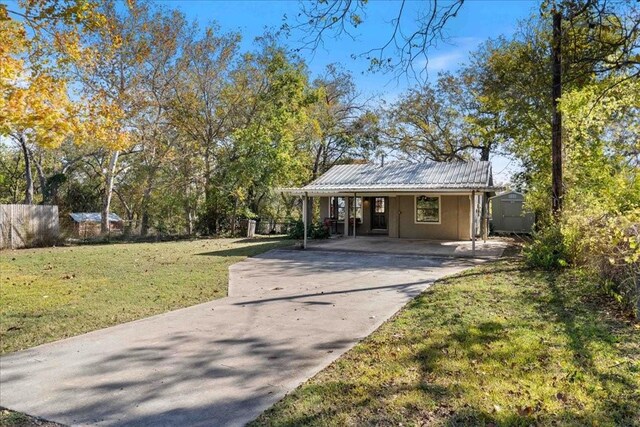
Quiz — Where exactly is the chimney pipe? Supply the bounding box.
[381,154,385,167]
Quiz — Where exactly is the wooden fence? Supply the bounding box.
[0,204,59,249]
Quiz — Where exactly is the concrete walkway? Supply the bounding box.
[0,248,490,426]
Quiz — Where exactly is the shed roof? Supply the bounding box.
[490,190,524,200]
[281,161,496,195]
[70,212,123,223]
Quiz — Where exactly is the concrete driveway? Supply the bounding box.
[0,248,489,426]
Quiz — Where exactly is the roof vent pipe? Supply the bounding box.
[380,154,385,167]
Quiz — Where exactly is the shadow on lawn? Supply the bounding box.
[196,240,292,257]
[529,272,639,422]
[254,265,639,426]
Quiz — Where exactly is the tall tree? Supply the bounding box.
[307,64,376,178]
[222,42,314,232]
[0,15,74,204]
[64,1,174,233]
[169,25,241,234]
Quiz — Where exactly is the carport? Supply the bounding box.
[280,162,501,256]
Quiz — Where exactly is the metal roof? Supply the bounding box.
[283,161,494,195]
[490,190,524,200]
[70,212,123,223]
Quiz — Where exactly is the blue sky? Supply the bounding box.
[166,0,538,183]
[169,1,537,92]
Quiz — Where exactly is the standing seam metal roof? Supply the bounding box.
[302,161,493,191]
[70,213,123,223]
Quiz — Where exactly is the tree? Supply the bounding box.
[466,2,638,215]
[222,42,314,233]
[289,0,464,79]
[293,0,639,220]
[386,80,467,162]
[0,13,74,204]
[169,25,241,234]
[62,1,180,233]
[306,64,376,179]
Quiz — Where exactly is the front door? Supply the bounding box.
[371,197,388,230]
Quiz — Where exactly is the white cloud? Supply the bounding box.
[423,37,482,74]
[426,51,466,72]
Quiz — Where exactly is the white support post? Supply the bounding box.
[471,190,476,256]
[344,196,349,237]
[483,192,488,243]
[353,193,357,238]
[303,192,308,249]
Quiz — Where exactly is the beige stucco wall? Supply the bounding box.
[388,197,399,238]
[317,194,471,240]
[397,195,471,240]
[319,197,329,222]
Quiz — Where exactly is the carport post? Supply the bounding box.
[471,190,476,256]
[353,193,357,238]
[344,196,349,237]
[303,192,308,249]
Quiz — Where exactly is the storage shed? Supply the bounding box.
[490,191,534,234]
[69,212,124,237]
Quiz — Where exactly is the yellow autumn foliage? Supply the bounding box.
[73,97,131,150]
[1,6,130,151]
[1,73,74,148]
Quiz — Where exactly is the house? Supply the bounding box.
[281,161,499,248]
[68,212,124,237]
[490,191,535,234]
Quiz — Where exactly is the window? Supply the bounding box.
[330,197,362,221]
[374,197,385,213]
[415,195,440,223]
[330,197,345,220]
[353,197,362,220]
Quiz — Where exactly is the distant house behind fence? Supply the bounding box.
[0,204,60,249]
[69,213,124,238]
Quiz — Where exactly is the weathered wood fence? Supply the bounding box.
[0,204,59,249]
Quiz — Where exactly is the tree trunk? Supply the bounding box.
[101,150,120,234]
[30,150,49,204]
[551,10,563,218]
[140,203,151,236]
[480,144,491,162]
[185,207,193,235]
[19,135,34,205]
[140,171,156,236]
[230,197,238,236]
[480,192,489,241]
[182,180,193,235]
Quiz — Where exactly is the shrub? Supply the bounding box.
[287,220,330,240]
[571,210,639,316]
[535,208,640,317]
[310,221,330,239]
[524,223,568,269]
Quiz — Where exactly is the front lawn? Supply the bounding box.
[252,259,640,426]
[0,237,292,354]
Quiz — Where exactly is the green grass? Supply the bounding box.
[252,260,640,426]
[0,236,292,354]
[0,408,61,426]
